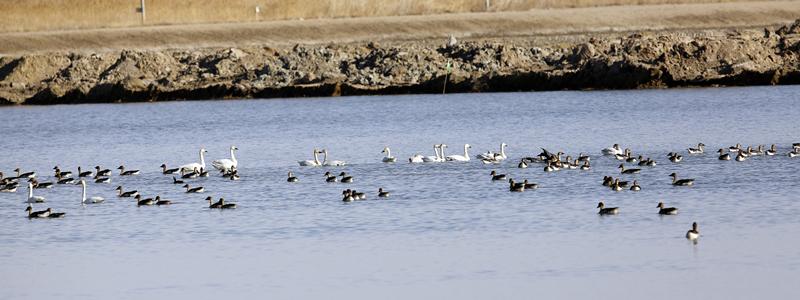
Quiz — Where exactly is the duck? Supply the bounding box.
[618,163,641,174]
[155,196,172,206]
[0,183,18,193]
[667,152,683,163]
[77,166,93,177]
[135,195,154,206]
[688,143,705,154]
[320,149,347,166]
[25,182,45,203]
[735,151,747,162]
[686,222,700,240]
[14,168,36,179]
[30,179,53,189]
[751,145,765,156]
[94,166,112,177]
[47,209,66,218]
[181,169,199,179]
[718,149,731,160]
[287,172,299,182]
[729,143,742,152]
[212,145,239,172]
[446,144,471,162]
[644,158,657,167]
[523,180,538,190]
[57,174,76,184]
[172,176,185,184]
[352,190,366,200]
[115,186,139,197]
[765,144,777,156]
[789,146,800,158]
[179,148,208,174]
[630,180,641,191]
[183,184,204,193]
[577,153,591,162]
[220,198,237,209]
[227,170,240,181]
[544,162,557,172]
[597,202,619,215]
[518,159,528,169]
[602,176,613,187]
[339,172,353,183]
[614,149,631,161]
[25,204,51,218]
[197,168,209,177]
[117,165,140,176]
[208,197,224,208]
[53,166,72,178]
[509,179,525,192]
[381,146,397,163]
[342,190,355,202]
[657,202,678,215]
[93,175,111,184]
[378,188,390,198]
[669,172,694,186]
[161,164,180,175]
[580,161,591,170]
[490,170,506,181]
[610,179,623,191]
[76,179,104,204]
[601,144,623,156]
[625,154,638,163]
[323,171,338,183]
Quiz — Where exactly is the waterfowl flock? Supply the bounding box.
[4,142,800,241]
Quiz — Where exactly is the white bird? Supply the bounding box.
[382,146,397,163]
[298,148,322,166]
[212,145,239,172]
[408,154,424,163]
[422,144,442,163]
[179,148,208,174]
[477,143,507,161]
[320,149,346,166]
[77,179,104,204]
[26,182,45,203]
[446,144,471,162]
[601,144,623,156]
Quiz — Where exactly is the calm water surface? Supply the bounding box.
[1,86,800,299]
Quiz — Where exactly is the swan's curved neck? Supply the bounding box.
[28,183,33,198]
[500,144,506,156]
[439,146,446,159]
[313,150,320,164]
[199,150,206,168]
[385,148,392,158]
[81,182,86,202]
[230,148,237,163]
[321,150,328,164]
[463,145,469,157]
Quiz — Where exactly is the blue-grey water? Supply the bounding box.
[1,86,799,299]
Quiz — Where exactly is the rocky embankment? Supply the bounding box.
[1,20,799,105]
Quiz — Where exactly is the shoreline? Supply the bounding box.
[2,14,799,105]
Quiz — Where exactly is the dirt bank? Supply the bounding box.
[2,19,798,105]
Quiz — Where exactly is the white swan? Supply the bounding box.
[26,182,45,203]
[601,144,623,156]
[298,148,322,166]
[77,179,104,204]
[408,154,424,163]
[321,149,347,166]
[179,148,208,174]
[477,143,507,161]
[212,145,239,172]
[382,146,397,163]
[422,144,442,162]
[446,144,471,162]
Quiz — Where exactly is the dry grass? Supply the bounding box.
[0,0,784,32]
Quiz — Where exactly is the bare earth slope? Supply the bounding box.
[1,2,799,105]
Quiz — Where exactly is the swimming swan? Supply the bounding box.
[179,148,208,174]
[212,145,239,172]
[298,148,322,166]
[382,147,397,163]
[77,179,104,204]
[320,149,347,166]
[26,182,45,203]
[446,144,471,162]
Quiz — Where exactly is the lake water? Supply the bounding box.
[1,86,799,299]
